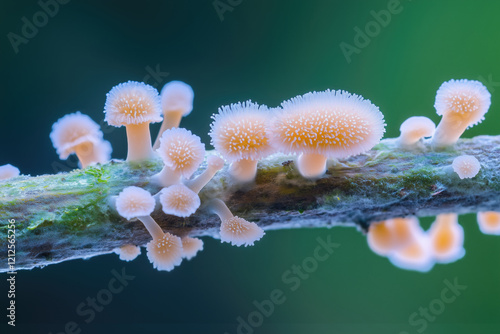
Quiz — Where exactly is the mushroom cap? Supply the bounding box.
[477,211,500,235]
[367,217,419,256]
[159,184,200,218]
[388,228,435,272]
[452,155,480,179]
[115,186,156,220]
[181,237,204,260]
[0,164,20,180]
[94,140,113,164]
[104,81,162,127]
[50,112,103,159]
[434,79,491,127]
[399,116,436,139]
[220,216,265,247]
[269,90,385,158]
[209,101,274,162]
[157,128,205,178]
[160,81,194,116]
[428,213,465,264]
[114,244,141,262]
[146,232,183,271]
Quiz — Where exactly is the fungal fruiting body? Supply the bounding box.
[181,237,204,260]
[114,245,141,262]
[153,81,194,149]
[367,217,416,256]
[269,90,385,179]
[477,212,500,235]
[50,112,111,168]
[210,199,264,247]
[452,155,480,179]
[209,101,273,183]
[432,79,491,149]
[388,224,434,273]
[115,186,183,271]
[153,128,205,187]
[428,213,465,264]
[397,116,435,148]
[0,164,20,180]
[104,81,162,162]
[159,155,225,217]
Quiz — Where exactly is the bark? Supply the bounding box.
[1,135,499,272]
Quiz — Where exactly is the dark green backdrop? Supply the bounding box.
[1,1,499,333]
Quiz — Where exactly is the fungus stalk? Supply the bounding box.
[1,135,500,271]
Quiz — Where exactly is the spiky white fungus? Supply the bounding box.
[397,116,435,148]
[153,128,205,187]
[452,155,480,179]
[367,217,417,256]
[153,81,194,149]
[428,213,465,264]
[209,101,273,183]
[432,79,491,148]
[269,90,385,179]
[181,237,204,260]
[115,186,183,271]
[389,227,435,273]
[0,164,20,180]
[50,112,110,168]
[113,244,141,262]
[104,81,162,162]
[477,211,500,235]
[160,155,225,217]
[159,184,200,218]
[210,198,264,247]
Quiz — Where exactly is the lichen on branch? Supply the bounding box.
[1,135,499,272]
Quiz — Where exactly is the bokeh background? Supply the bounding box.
[1,0,500,333]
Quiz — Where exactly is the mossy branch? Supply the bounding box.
[1,135,499,272]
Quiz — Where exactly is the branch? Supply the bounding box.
[1,135,499,272]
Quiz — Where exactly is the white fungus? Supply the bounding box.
[397,116,435,148]
[477,211,500,235]
[181,237,204,260]
[0,164,20,180]
[452,155,480,179]
[428,213,465,264]
[113,244,141,262]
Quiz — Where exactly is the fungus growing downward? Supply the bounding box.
[104,81,162,162]
[397,116,435,148]
[477,212,500,235]
[153,128,205,187]
[452,155,481,179]
[209,199,264,247]
[269,90,385,178]
[113,244,141,262]
[367,217,416,256]
[153,81,194,149]
[0,164,20,180]
[115,186,183,271]
[50,112,112,168]
[159,155,225,217]
[432,79,491,149]
[428,213,465,264]
[209,101,273,183]
[181,237,204,260]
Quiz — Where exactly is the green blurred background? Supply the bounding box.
[1,0,500,333]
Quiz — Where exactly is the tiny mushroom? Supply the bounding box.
[477,211,500,235]
[50,112,111,168]
[397,116,435,148]
[0,164,20,180]
[452,155,480,179]
[269,90,385,179]
[113,245,141,262]
[153,128,205,188]
[209,101,273,183]
[432,79,491,149]
[104,81,162,162]
[428,213,465,264]
[367,217,417,257]
[153,81,194,149]
[181,237,204,260]
[209,198,265,247]
[115,186,183,271]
